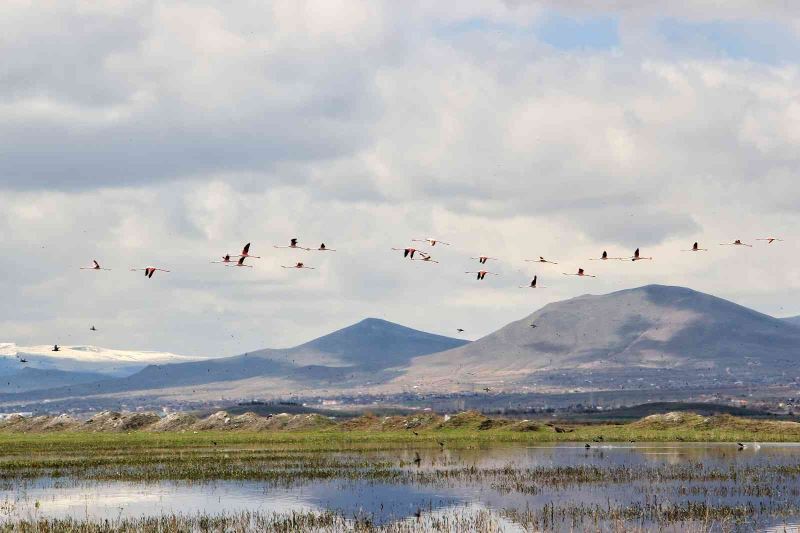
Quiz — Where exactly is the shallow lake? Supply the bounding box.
[3,442,800,531]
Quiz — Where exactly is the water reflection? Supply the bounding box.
[2,442,800,530]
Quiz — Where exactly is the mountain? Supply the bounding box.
[782,316,800,327]
[0,319,469,405]
[0,343,207,377]
[0,368,110,394]
[396,285,800,392]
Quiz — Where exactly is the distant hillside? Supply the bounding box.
[0,367,109,394]
[397,285,800,392]
[0,318,468,405]
[782,316,800,327]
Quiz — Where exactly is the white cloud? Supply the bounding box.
[3,1,800,354]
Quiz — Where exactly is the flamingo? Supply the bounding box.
[563,268,596,278]
[757,237,783,244]
[131,267,170,279]
[80,260,111,271]
[412,256,439,264]
[274,238,309,251]
[471,255,498,265]
[226,256,252,268]
[589,251,623,261]
[312,243,336,251]
[281,262,316,270]
[682,242,707,252]
[465,270,498,280]
[519,275,545,288]
[236,242,261,258]
[392,247,427,259]
[631,248,652,261]
[52,345,60,352]
[525,256,558,265]
[211,254,235,264]
[412,237,450,247]
[720,239,752,247]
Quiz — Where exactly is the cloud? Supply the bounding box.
[3,1,800,354]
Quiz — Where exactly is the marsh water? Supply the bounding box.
[3,442,800,531]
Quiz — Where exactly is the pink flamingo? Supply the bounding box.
[131,267,170,279]
[471,255,498,265]
[211,254,235,264]
[630,248,652,261]
[563,268,596,278]
[465,270,498,280]
[682,242,707,252]
[80,260,110,271]
[720,239,752,247]
[226,256,253,268]
[589,251,624,261]
[274,238,309,251]
[412,237,450,247]
[281,262,315,270]
[519,275,545,288]
[525,256,558,265]
[392,247,428,259]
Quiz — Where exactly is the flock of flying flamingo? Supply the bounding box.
[80,236,784,289]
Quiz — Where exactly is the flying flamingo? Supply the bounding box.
[412,237,450,247]
[226,256,252,268]
[131,267,170,278]
[525,256,558,265]
[392,247,427,259]
[519,275,545,288]
[720,239,752,247]
[80,260,111,271]
[236,242,261,258]
[465,270,498,280]
[312,243,336,251]
[630,248,652,261]
[274,238,309,251]
[281,262,316,270]
[471,255,498,265]
[412,256,439,263]
[563,268,596,278]
[682,242,707,252]
[589,251,623,261]
[757,237,784,244]
[211,254,235,264]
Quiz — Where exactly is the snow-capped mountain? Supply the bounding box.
[0,343,207,377]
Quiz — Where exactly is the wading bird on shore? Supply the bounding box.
[226,256,252,268]
[720,239,752,247]
[682,242,707,252]
[80,260,110,271]
[563,268,596,278]
[131,267,170,278]
[631,248,652,261]
[519,276,544,288]
[465,270,498,280]
[471,255,497,265]
[281,262,315,270]
[412,237,450,247]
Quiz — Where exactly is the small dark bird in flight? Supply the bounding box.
[682,242,707,252]
[457,328,465,333]
[52,345,60,352]
[19,358,28,363]
[90,326,97,331]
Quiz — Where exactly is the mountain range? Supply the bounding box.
[1,285,799,410]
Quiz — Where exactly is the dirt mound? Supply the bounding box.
[338,413,442,432]
[0,415,29,431]
[507,420,542,432]
[40,414,80,431]
[148,412,198,432]
[192,411,233,430]
[439,411,498,430]
[261,413,336,431]
[631,412,706,430]
[82,411,160,432]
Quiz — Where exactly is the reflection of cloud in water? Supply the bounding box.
[8,480,313,520]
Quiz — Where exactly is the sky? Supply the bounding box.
[3,0,800,357]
